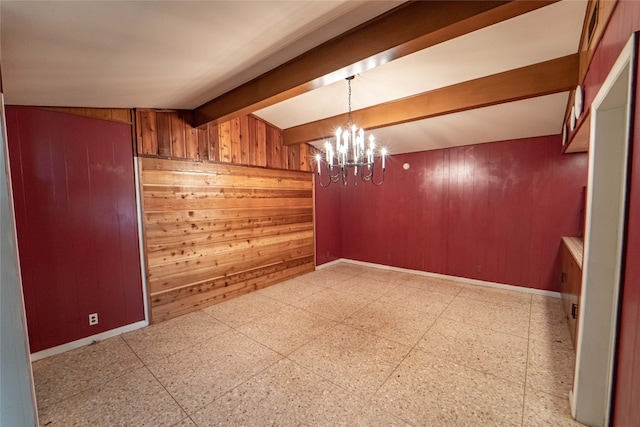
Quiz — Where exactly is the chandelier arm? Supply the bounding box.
[316,171,333,187]
[371,168,385,186]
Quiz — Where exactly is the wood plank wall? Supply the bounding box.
[43,107,132,124]
[135,109,313,171]
[140,158,315,322]
[135,110,316,322]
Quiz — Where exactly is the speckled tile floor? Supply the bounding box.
[32,263,586,426]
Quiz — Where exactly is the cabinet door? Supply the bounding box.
[569,260,582,346]
[560,242,582,349]
[560,245,572,318]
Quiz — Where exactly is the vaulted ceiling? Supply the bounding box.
[1,0,587,155]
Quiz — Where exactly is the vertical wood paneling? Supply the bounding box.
[140,157,314,322]
[218,121,232,163]
[248,115,258,166]
[6,106,144,352]
[133,109,308,173]
[287,144,301,170]
[156,112,172,157]
[240,116,250,165]
[255,119,267,167]
[183,111,198,160]
[299,143,312,172]
[229,117,242,164]
[169,112,186,158]
[208,123,220,162]
[266,127,278,169]
[197,126,210,161]
[136,110,158,155]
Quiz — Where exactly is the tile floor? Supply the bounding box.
[33,263,585,426]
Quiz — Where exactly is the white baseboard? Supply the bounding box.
[318,258,561,298]
[30,320,148,362]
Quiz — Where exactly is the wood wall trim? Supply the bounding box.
[41,107,133,124]
[283,54,579,145]
[193,0,556,128]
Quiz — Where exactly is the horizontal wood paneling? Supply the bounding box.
[140,157,314,322]
[135,109,313,172]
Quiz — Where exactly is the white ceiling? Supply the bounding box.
[1,0,587,155]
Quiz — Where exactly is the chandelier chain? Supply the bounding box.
[347,77,352,127]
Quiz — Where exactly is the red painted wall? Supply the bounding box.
[6,107,145,353]
[314,176,342,266]
[316,135,588,292]
[581,1,640,425]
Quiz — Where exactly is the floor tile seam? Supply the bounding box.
[280,356,377,411]
[40,364,163,418]
[322,320,415,362]
[36,337,152,404]
[327,283,401,300]
[425,316,531,344]
[36,355,146,409]
[124,327,236,367]
[136,363,196,421]
[252,291,302,307]
[173,415,199,427]
[331,295,412,340]
[291,296,377,323]
[437,313,531,341]
[367,289,460,399]
[371,377,522,426]
[524,383,572,400]
[396,281,467,299]
[238,318,342,358]
[411,342,527,384]
[450,293,534,311]
[335,319,417,348]
[522,293,535,427]
[206,303,291,330]
[337,275,400,287]
[172,352,285,425]
[372,293,450,318]
[231,327,297,358]
[374,404,417,427]
[527,335,576,353]
[337,294,441,347]
[288,302,347,323]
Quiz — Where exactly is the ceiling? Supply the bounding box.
[1,0,587,155]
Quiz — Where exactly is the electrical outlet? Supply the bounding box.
[89,313,99,326]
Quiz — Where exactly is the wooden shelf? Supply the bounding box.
[562,236,584,269]
[564,110,590,154]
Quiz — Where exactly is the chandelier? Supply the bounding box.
[314,76,386,186]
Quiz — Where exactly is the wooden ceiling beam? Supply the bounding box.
[282,53,580,145]
[192,0,557,128]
